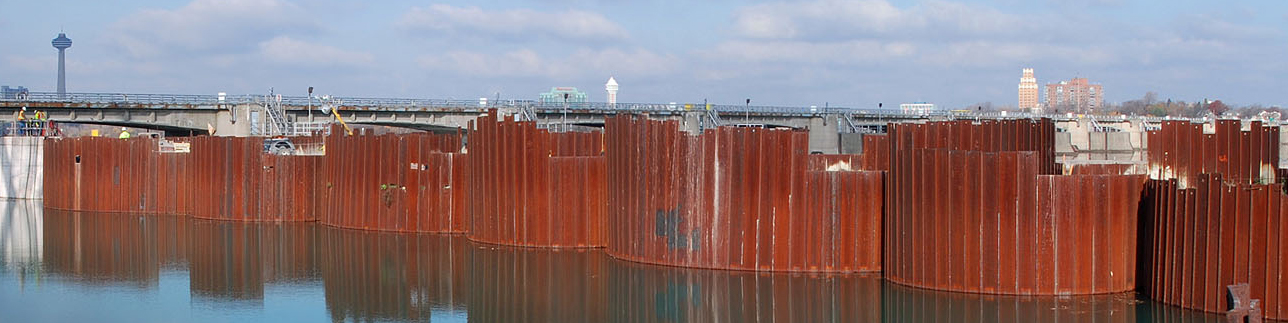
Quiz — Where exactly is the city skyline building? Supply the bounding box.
[51,32,72,98]
[1045,77,1103,113]
[900,102,935,115]
[1018,68,1040,113]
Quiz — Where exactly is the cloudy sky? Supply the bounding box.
[0,0,1285,109]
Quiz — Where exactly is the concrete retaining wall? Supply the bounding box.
[0,137,42,199]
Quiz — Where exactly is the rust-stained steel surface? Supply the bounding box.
[608,258,882,322]
[1146,120,1279,187]
[466,113,607,248]
[467,242,606,321]
[317,127,468,232]
[605,115,883,273]
[188,136,320,222]
[882,121,1145,295]
[44,137,195,215]
[320,226,468,321]
[1141,174,1288,320]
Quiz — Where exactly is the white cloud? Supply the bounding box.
[732,0,1025,40]
[257,36,374,67]
[417,48,677,78]
[704,40,915,65]
[398,4,628,42]
[106,0,319,58]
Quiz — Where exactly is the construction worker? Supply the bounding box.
[118,127,131,139]
[15,108,26,136]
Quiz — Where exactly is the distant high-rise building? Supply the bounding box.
[1,86,28,100]
[1045,77,1103,113]
[1018,68,1040,112]
[605,77,618,107]
[51,33,72,98]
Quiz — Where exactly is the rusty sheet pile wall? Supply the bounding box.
[319,129,468,232]
[1064,163,1139,175]
[467,114,607,248]
[1146,120,1279,187]
[606,115,883,273]
[884,121,1145,295]
[44,137,194,215]
[189,136,320,222]
[1142,175,1288,320]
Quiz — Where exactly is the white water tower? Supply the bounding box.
[605,77,618,107]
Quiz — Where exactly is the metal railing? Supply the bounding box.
[0,91,1268,125]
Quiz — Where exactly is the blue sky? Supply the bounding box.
[0,0,1285,109]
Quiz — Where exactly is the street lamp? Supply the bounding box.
[307,86,314,121]
[745,98,750,123]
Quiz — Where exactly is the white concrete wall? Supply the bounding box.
[0,137,42,199]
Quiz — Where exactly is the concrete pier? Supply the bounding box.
[0,137,42,199]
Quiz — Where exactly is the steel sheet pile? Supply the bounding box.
[318,128,468,232]
[1146,119,1279,187]
[884,119,1146,295]
[43,137,194,215]
[467,244,606,322]
[1141,120,1288,319]
[188,136,321,222]
[467,113,607,247]
[605,115,883,272]
[607,260,882,322]
[187,220,317,300]
[320,226,468,321]
[1065,163,1137,175]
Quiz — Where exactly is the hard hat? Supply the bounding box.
[21,107,26,111]
[121,127,127,131]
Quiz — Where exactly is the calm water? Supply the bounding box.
[0,200,1223,322]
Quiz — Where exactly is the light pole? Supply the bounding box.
[307,86,314,122]
[563,93,570,132]
[745,98,750,123]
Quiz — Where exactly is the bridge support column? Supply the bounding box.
[808,115,839,154]
[213,105,253,136]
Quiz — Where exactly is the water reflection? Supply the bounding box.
[0,203,1235,322]
[468,244,607,322]
[188,219,318,303]
[320,225,467,322]
[609,259,881,322]
[42,209,187,287]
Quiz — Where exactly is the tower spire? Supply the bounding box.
[52,32,73,98]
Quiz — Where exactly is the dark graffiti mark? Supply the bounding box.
[655,205,701,250]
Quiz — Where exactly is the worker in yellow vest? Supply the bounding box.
[118,128,131,139]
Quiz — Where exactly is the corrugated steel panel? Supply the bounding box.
[465,113,606,248]
[1141,172,1288,320]
[881,120,1144,295]
[1145,120,1279,187]
[317,127,467,233]
[604,115,883,273]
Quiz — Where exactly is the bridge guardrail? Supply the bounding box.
[0,91,1265,125]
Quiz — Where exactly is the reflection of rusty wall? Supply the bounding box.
[189,136,320,222]
[467,243,607,322]
[467,113,606,248]
[318,129,468,232]
[320,226,467,321]
[1142,174,1288,320]
[1146,120,1279,187]
[608,259,881,322]
[187,220,317,301]
[40,209,190,286]
[883,120,1144,295]
[883,282,1139,322]
[606,115,883,273]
